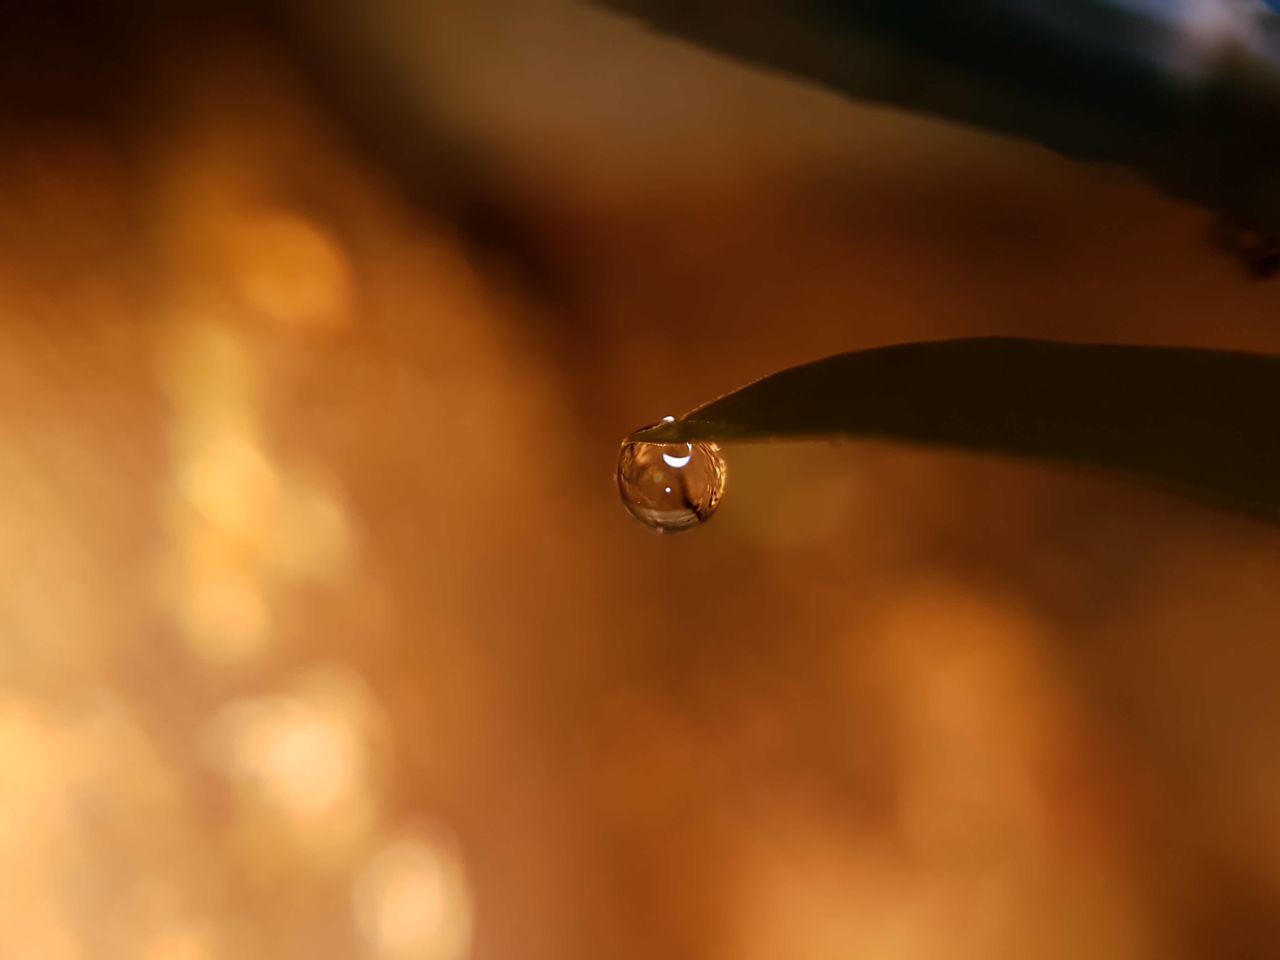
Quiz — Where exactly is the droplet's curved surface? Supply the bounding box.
[616,435,726,533]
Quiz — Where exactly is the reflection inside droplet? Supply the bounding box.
[662,447,693,468]
[617,429,726,533]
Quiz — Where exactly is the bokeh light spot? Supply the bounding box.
[352,830,474,960]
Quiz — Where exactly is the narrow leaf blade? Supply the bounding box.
[632,338,1280,519]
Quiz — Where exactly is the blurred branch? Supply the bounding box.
[634,338,1280,520]
[595,0,1280,248]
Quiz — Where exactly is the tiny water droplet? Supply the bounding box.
[617,428,726,533]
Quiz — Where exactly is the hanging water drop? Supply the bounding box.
[616,425,726,533]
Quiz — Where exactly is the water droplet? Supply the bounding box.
[617,431,726,533]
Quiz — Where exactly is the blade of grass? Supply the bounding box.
[632,338,1280,519]
[594,0,1280,242]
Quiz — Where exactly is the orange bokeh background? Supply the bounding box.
[3,4,1280,957]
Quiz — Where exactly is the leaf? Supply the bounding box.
[629,338,1280,519]
[594,0,1280,244]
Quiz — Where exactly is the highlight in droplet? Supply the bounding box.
[616,426,726,533]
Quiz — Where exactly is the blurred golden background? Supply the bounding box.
[3,2,1280,957]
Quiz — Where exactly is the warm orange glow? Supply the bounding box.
[228,209,353,333]
[353,831,474,960]
[2,8,1279,957]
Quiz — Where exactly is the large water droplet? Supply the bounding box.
[617,429,726,533]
